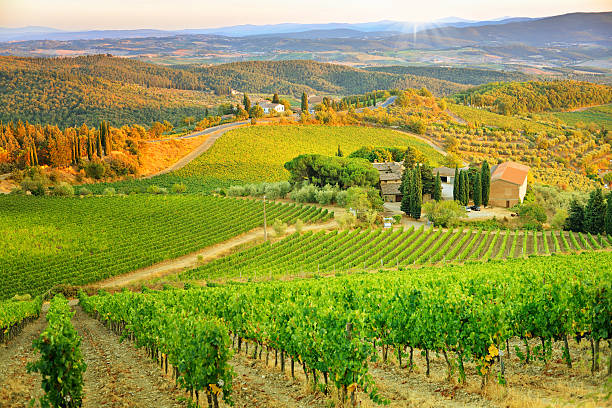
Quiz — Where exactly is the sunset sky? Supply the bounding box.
[0,0,610,30]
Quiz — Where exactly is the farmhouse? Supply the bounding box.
[489,162,530,208]
[432,166,468,185]
[373,162,404,202]
[258,102,285,114]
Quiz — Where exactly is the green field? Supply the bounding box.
[0,195,330,299]
[184,226,612,281]
[84,124,444,194]
[552,104,612,130]
[175,125,444,182]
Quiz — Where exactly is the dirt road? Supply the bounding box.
[98,219,337,288]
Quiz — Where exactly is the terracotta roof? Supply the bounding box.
[491,162,530,186]
[381,183,402,195]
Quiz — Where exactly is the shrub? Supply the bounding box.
[103,187,116,196]
[21,178,46,196]
[52,182,74,197]
[84,161,106,179]
[108,154,138,176]
[227,185,248,197]
[273,218,287,236]
[423,200,466,227]
[146,185,167,194]
[171,183,187,193]
[263,183,282,200]
[335,190,349,207]
[294,219,304,234]
[290,184,318,203]
[337,212,357,229]
[78,187,92,196]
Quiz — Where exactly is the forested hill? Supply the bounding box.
[0,55,467,127]
[365,66,532,86]
[453,80,612,115]
[188,60,467,96]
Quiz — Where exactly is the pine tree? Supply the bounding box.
[243,94,251,112]
[473,172,482,207]
[453,165,459,201]
[481,160,490,207]
[605,192,612,235]
[412,166,422,219]
[584,188,606,234]
[565,199,585,232]
[272,93,280,104]
[400,168,413,215]
[301,92,308,113]
[433,172,442,201]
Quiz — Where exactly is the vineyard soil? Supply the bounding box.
[98,219,337,289]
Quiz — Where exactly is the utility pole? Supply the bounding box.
[263,195,268,241]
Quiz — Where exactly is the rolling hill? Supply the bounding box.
[0,55,467,127]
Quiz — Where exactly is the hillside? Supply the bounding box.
[365,66,532,85]
[453,80,612,115]
[189,60,467,96]
[0,56,466,127]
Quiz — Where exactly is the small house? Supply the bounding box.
[489,162,530,208]
[373,162,404,202]
[258,102,285,114]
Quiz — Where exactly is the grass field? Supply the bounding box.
[551,104,612,130]
[184,226,612,281]
[174,124,444,183]
[0,195,330,299]
[84,124,444,194]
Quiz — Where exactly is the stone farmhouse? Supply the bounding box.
[489,162,530,207]
[372,162,404,202]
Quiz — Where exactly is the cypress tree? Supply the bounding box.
[433,172,442,201]
[473,172,482,207]
[99,121,105,155]
[272,93,280,104]
[605,192,612,235]
[87,136,93,161]
[565,199,585,232]
[96,131,102,158]
[400,168,413,215]
[464,171,470,205]
[481,160,490,207]
[301,92,308,113]
[584,188,606,234]
[337,145,343,157]
[412,166,422,219]
[453,165,459,201]
[104,121,111,155]
[243,94,251,112]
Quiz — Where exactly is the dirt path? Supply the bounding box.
[0,314,46,407]
[98,220,337,288]
[146,122,249,178]
[72,307,186,408]
[445,109,468,125]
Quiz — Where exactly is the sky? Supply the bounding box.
[0,0,610,30]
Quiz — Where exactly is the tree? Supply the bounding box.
[249,105,264,119]
[517,203,547,230]
[243,94,251,112]
[565,199,585,232]
[400,168,413,215]
[411,165,422,219]
[463,171,470,206]
[272,93,280,104]
[423,200,466,227]
[453,166,459,201]
[605,192,612,235]
[337,145,343,157]
[433,172,442,202]
[301,92,308,113]
[481,160,490,207]
[473,172,482,207]
[584,188,606,234]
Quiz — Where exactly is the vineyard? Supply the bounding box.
[79,251,612,406]
[0,195,331,299]
[183,226,612,281]
[0,296,42,343]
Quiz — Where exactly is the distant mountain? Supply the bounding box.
[394,12,612,47]
[0,16,536,42]
[365,66,532,85]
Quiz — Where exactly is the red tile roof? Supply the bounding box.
[491,162,530,186]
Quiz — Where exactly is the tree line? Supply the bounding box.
[565,188,612,235]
